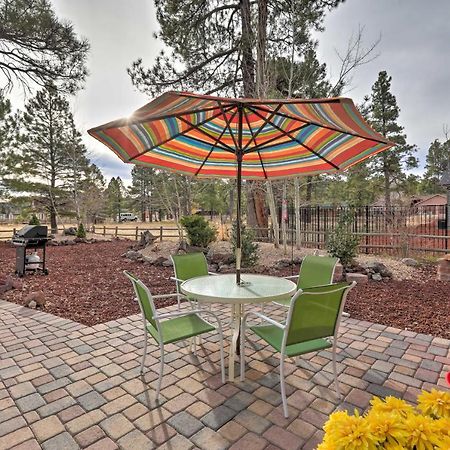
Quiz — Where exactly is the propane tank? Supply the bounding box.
[27,252,41,270]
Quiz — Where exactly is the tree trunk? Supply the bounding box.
[266,180,279,247]
[281,181,287,254]
[383,154,391,208]
[240,0,255,97]
[256,0,268,97]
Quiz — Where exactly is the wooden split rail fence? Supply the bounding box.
[0,226,183,242]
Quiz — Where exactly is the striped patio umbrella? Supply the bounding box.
[88,91,394,284]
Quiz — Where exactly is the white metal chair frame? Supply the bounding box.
[241,281,356,418]
[125,272,225,398]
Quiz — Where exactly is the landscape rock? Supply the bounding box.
[207,241,234,264]
[401,258,419,267]
[333,263,344,282]
[124,250,141,261]
[24,291,46,308]
[64,227,77,236]
[364,261,393,278]
[345,273,368,284]
[136,230,158,249]
[162,259,173,267]
[27,300,37,309]
[371,273,383,281]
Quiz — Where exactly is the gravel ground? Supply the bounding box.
[0,241,449,338]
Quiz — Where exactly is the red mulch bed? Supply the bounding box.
[0,241,449,339]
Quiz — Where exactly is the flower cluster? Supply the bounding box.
[318,389,450,449]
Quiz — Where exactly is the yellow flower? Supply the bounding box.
[323,411,379,450]
[369,396,415,418]
[367,411,409,447]
[403,414,443,450]
[437,434,450,450]
[317,440,337,450]
[418,389,450,419]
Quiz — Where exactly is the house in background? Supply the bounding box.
[0,201,47,223]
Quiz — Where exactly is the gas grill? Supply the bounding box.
[12,225,50,276]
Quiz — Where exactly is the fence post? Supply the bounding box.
[135,226,139,241]
[365,206,369,254]
[160,226,163,241]
[92,225,96,234]
[115,226,118,237]
[316,205,320,247]
[103,225,106,236]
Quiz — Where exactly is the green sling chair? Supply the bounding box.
[273,255,339,307]
[241,281,356,418]
[124,271,225,398]
[171,252,217,309]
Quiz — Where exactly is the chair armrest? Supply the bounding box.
[243,310,285,329]
[170,276,183,283]
[153,293,187,300]
[284,275,298,280]
[155,310,200,320]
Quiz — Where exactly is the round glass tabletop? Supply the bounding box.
[180,273,296,304]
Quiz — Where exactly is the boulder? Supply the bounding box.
[64,227,77,236]
[137,230,158,249]
[345,273,368,284]
[333,263,344,282]
[401,258,419,267]
[364,261,392,278]
[207,241,234,264]
[162,259,173,267]
[124,250,142,261]
[153,256,169,266]
[371,273,382,281]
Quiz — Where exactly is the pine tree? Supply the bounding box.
[128,0,343,233]
[367,71,417,207]
[106,177,127,220]
[4,84,76,233]
[129,167,155,221]
[422,138,450,194]
[0,0,89,93]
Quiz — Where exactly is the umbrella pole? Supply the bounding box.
[236,104,243,285]
[236,155,242,285]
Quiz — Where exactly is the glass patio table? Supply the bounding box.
[180,273,296,381]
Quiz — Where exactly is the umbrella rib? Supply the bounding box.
[248,106,340,170]
[244,123,310,154]
[128,105,235,161]
[250,104,391,146]
[217,101,239,150]
[242,104,282,152]
[194,108,238,177]
[177,115,236,153]
[243,108,268,179]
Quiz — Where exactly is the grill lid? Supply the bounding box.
[15,225,48,239]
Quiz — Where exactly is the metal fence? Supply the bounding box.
[260,205,449,257]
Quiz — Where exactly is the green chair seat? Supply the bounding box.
[250,325,332,357]
[148,314,215,345]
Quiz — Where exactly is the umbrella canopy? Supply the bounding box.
[88,91,394,283]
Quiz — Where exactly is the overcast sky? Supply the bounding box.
[33,0,450,183]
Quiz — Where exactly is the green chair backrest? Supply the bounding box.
[171,253,208,282]
[285,282,352,346]
[124,271,157,329]
[297,255,339,290]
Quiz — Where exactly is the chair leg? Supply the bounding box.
[332,340,341,400]
[140,331,148,374]
[217,328,225,384]
[156,343,165,398]
[280,355,289,418]
[239,320,245,381]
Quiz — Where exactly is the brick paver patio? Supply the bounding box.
[0,299,449,450]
